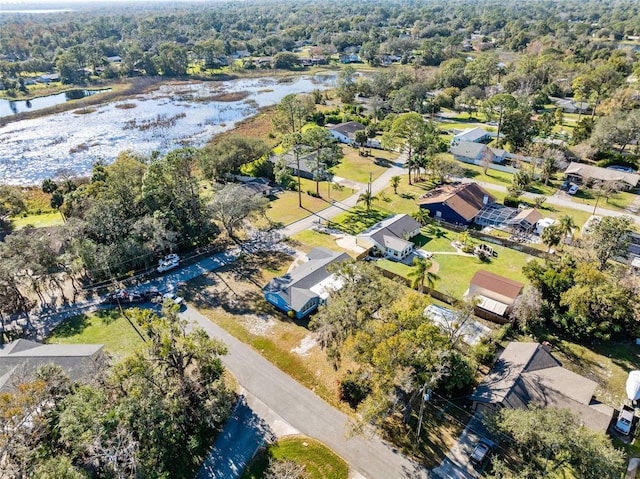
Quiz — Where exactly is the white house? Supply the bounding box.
[451,127,491,146]
[328,121,366,144]
[356,214,421,261]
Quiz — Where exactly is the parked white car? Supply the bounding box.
[163,292,183,305]
[158,254,180,273]
[567,184,579,195]
[158,260,178,272]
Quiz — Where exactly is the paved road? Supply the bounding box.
[185,306,431,479]
[282,152,407,237]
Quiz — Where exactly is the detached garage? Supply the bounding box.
[464,270,524,318]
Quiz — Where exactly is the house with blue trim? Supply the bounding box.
[418,182,495,226]
[262,248,350,319]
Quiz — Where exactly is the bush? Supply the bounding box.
[503,195,520,207]
[339,371,371,409]
[306,190,320,198]
[471,340,496,365]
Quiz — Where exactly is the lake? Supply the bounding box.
[0,89,109,118]
[0,75,336,185]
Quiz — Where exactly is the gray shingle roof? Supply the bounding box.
[0,339,104,393]
[450,140,486,160]
[357,214,421,251]
[262,248,350,312]
[565,161,639,187]
[471,342,613,432]
[329,121,366,137]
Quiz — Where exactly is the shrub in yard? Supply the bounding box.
[503,195,520,207]
[339,370,372,409]
[471,339,496,365]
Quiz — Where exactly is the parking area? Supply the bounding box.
[432,415,492,479]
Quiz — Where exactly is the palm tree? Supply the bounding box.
[556,214,576,247]
[411,208,430,226]
[357,190,377,211]
[390,175,401,194]
[541,224,562,253]
[408,257,439,294]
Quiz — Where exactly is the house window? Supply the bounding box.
[435,211,442,218]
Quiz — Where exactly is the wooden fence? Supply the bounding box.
[376,265,510,325]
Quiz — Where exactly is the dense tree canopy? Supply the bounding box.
[0,304,234,478]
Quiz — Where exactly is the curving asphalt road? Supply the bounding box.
[186,306,431,479]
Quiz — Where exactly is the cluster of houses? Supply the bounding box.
[261,232,619,435]
[262,212,525,322]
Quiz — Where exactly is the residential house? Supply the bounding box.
[451,127,492,146]
[470,342,614,433]
[297,56,327,67]
[328,121,366,145]
[356,214,422,261]
[0,339,105,393]
[418,182,495,225]
[553,97,590,114]
[465,269,523,318]
[564,162,639,190]
[262,248,351,319]
[37,73,60,83]
[339,53,360,64]
[269,151,325,180]
[450,141,507,165]
[504,208,542,234]
[237,177,274,196]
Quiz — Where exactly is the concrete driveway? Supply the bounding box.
[432,415,490,479]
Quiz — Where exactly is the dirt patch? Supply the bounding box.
[243,313,277,336]
[291,335,317,355]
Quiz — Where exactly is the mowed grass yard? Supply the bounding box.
[242,436,348,479]
[287,230,357,257]
[330,144,397,184]
[46,309,144,360]
[375,224,533,299]
[264,177,354,226]
[11,212,64,229]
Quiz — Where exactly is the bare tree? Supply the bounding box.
[265,459,308,479]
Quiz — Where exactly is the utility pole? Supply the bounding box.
[416,383,432,445]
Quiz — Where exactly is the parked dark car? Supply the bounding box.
[561,179,571,190]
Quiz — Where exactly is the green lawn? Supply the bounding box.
[242,436,348,479]
[377,258,413,278]
[11,212,64,229]
[46,309,143,360]
[264,178,354,226]
[328,206,392,235]
[330,145,395,184]
[431,243,531,299]
[288,230,356,257]
[566,186,640,214]
[375,178,436,214]
[414,224,458,252]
